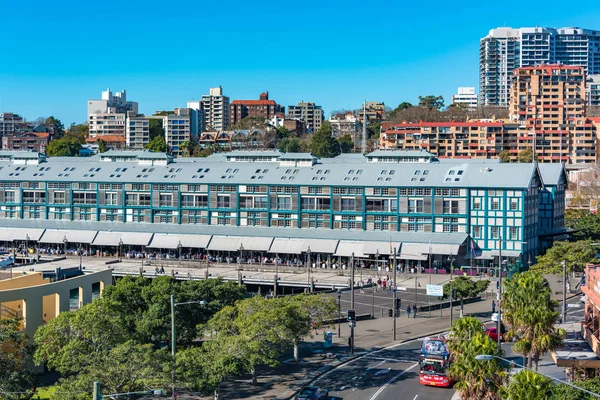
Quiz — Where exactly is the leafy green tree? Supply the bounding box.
[197,146,216,157]
[499,150,511,163]
[145,135,167,153]
[534,240,597,274]
[505,369,553,400]
[418,95,445,110]
[550,376,600,399]
[0,319,35,400]
[179,140,195,157]
[46,137,81,156]
[502,272,565,370]
[566,211,600,240]
[277,137,302,153]
[517,148,535,163]
[65,124,88,143]
[52,341,170,400]
[45,116,65,138]
[34,298,128,375]
[311,121,340,158]
[337,134,354,153]
[97,138,107,153]
[447,317,506,400]
[397,102,413,110]
[149,118,165,140]
[443,276,489,312]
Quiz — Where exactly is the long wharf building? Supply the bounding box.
[0,150,566,269]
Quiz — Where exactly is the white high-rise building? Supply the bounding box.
[88,89,139,138]
[452,87,478,110]
[201,86,230,131]
[186,100,205,136]
[480,27,600,106]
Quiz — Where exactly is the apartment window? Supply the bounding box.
[105,192,118,206]
[473,198,481,210]
[217,195,231,208]
[509,227,519,240]
[473,226,482,238]
[408,199,423,213]
[491,198,500,211]
[301,197,330,211]
[4,191,16,203]
[491,226,500,240]
[159,194,173,207]
[23,191,46,204]
[277,197,291,210]
[443,200,459,214]
[509,198,519,211]
[73,192,97,205]
[341,198,356,211]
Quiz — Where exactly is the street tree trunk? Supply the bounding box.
[528,351,534,369]
[251,366,257,385]
[294,340,299,362]
[214,384,220,400]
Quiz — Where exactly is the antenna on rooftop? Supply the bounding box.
[362,100,367,154]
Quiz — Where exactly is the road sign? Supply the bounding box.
[396,287,407,291]
[567,303,582,308]
[426,284,444,297]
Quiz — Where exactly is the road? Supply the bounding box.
[314,339,454,400]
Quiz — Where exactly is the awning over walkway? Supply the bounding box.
[301,239,339,254]
[39,229,98,244]
[208,236,241,252]
[237,237,273,252]
[147,234,182,250]
[362,241,397,256]
[431,243,462,255]
[399,243,428,261]
[93,231,153,246]
[0,228,17,241]
[178,234,212,249]
[269,238,305,254]
[491,250,522,257]
[334,241,365,258]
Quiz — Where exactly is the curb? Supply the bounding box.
[286,327,452,399]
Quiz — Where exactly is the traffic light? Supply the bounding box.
[396,298,401,310]
[496,280,500,290]
[347,309,356,322]
[388,308,393,317]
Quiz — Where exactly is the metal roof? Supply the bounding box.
[278,153,318,161]
[0,153,541,189]
[538,163,566,186]
[366,149,436,158]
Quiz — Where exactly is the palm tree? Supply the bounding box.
[505,369,553,400]
[448,332,507,400]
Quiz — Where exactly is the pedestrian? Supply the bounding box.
[382,279,387,290]
[388,279,394,291]
[492,300,496,314]
[406,305,411,317]
[360,281,365,293]
[413,303,417,318]
[377,278,382,291]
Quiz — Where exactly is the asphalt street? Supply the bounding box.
[314,339,454,400]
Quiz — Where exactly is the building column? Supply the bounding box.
[22,295,44,339]
[58,288,71,313]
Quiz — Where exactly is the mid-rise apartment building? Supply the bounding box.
[186,100,206,135]
[2,132,48,153]
[202,86,230,131]
[287,102,324,132]
[125,114,150,149]
[230,92,284,126]
[452,87,479,110]
[88,89,138,138]
[0,113,26,137]
[383,65,600,164]
[480,27,600,106]
[360,102,386,122]
[329,112,362,138]
[588,75,600,106]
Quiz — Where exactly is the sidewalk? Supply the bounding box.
[184,295,496,399]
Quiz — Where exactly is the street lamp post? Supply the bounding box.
[25,234,29,265]
[475,354,600,398]
[63,236,68,257]
[307,246,312,293]
[79,244,83,270]
[274,253,279,296]
[177,241,182,261]
[350,252,355,354]
[497,234,503,348]
[337,289,342,338]
[11,241,15,278]
[118,238,123,262]
[170,295,206,399]
[393,246,397,341]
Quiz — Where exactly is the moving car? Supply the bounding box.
[486,326,506,342]
[294,386,329,400]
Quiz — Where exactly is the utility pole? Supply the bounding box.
[362,101,367,154]
[562,259,567,323]
[393,247,397,341]
[350,252,355,353]
[93,382,101,400]
[497,234,503,348]
[428,241,432,317]
[171,294,176,398]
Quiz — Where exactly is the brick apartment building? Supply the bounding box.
[230,92,284,126]
[2,132,49,153]
[380,65,600,164]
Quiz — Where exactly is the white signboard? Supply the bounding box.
[426,284,444,297]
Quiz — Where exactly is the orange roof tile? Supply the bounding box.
[231,100,277,105]
[86,135,126,143]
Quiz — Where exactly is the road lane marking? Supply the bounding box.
[368,363,419,400]
[413,395,419,400]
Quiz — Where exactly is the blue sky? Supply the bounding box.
[1,0,600,125]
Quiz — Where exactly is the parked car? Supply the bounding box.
[486,326,506,342]
[295,386,329,400]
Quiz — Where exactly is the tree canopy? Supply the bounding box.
[277,137,302,153]
[498,149,511,163]
[517,148,535,163]
[311,121,340,158]
[145,135,167,153]
[418,95,445,110]
[337,134,354,153]
[149,118,165,140]
[505,369,554,400]
[443,276,489,300]
[0,318,35,400]
[566,211,600,241]
[46,137,81,157]
[45,116,65,138]
[533,240,597,274]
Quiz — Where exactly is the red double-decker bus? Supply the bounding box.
[419,337,453,387]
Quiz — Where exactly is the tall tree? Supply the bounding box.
[310,121,340,158]
[45,116,65,138]
[97,138,107,153]
[566,211,600,241]
[418,95,445,110]
[46,137,81,157]
[0,319,35,400]
[277,137,302,153]
[145,136,167,153]
[505,369,553,400]
[447,317,506,400]
[148,118,165,140]
[498,149,511,163]
[534,240,597,275]
[337,134,354,153]
[517,148,535,163]
[443,276,489,313]
[65,124,89,143]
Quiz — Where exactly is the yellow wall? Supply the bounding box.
[0,272,48,290]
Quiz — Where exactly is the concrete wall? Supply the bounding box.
[0,269,112,338]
